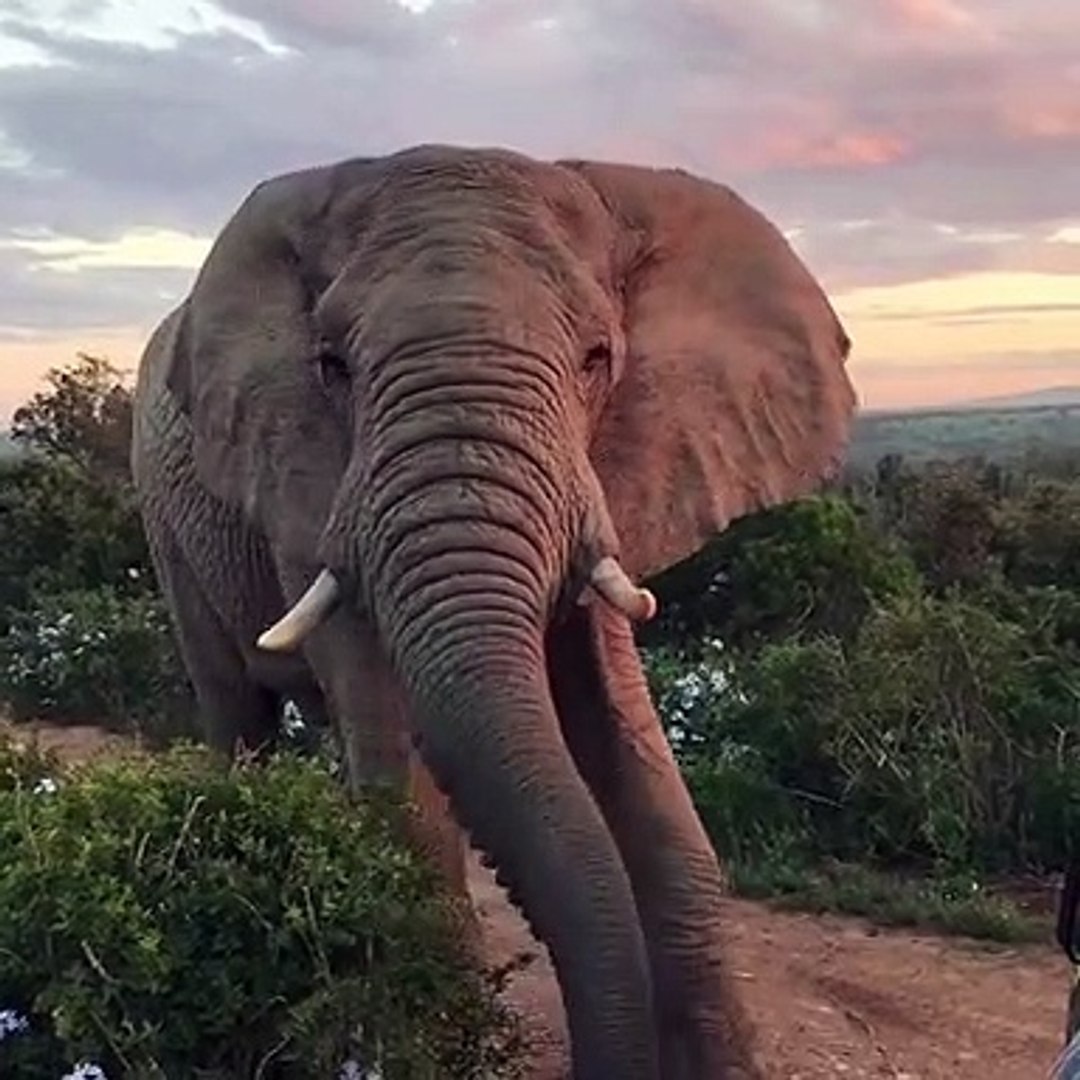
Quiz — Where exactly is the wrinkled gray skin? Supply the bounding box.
[131,145,855,1080]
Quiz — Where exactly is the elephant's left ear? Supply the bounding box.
[563,159,857,582]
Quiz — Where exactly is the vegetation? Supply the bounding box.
[0,738,522,1079]
[0,358,528,1078]
[641,448,1080,938]
[10,354,134,486]
[0,588,190,741]
[2,355,1080,994]
[0,357,186,736]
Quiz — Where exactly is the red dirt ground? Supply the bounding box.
[6,717,1071,1078]
[476,854,1069,1079]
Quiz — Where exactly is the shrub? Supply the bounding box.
[0,588,192,741]
[644,642,818,865]
[996,478,1080,591]
[0,739,523,1079]
[10,354,132,486]
[837,593,1080,871]
[887,460,1001,589]
[647,591,1080,877]
[642,494,918,651]
[0,457,151,625]
[734,859,1039,943]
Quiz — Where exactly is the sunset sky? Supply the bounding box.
[0,0,1078,421]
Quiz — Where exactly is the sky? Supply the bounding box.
[0,0,1078,421]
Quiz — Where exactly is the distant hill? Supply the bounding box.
[848,399,1080,471]
[942,386,1080,412]
[864,387,1080,420]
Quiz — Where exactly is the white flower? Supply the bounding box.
[282,699,307,736]
[61,1063,108,1080]
[338,1060,384,1080]
[0,1008,29,1040]
[33,777,58,795]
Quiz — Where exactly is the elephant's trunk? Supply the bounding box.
[394,603,655,1076]
[362,433,657,1076]
[346,335,658,1073]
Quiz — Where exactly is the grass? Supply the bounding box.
[730,857,1049,944]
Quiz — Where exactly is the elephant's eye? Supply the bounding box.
[582,341,613,379]
[315,347,351,391]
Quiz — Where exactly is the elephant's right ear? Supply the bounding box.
[164,168,357,558]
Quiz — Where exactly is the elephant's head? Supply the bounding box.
[167,145,854,1077]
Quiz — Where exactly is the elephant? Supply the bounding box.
[131,143,855,1080]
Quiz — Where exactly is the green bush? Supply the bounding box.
[647,591,1080,878]
[642,494,918,651]
[0,457,150,626]
[837,593,1080,871]
[733,859,1038,943]
[0,587,193,741]
[643,644,808,862]
[0,739,523,1079]
[997,478,1080,591]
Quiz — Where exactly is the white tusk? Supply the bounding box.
[588,556,658,622]
[256,569,342,652]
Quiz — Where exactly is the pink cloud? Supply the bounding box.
[735,125,912,172]
[1002,104,1080,139]
[883,0,979,32]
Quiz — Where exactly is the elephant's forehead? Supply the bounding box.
[356,150,609,241]
[233,147,619,299]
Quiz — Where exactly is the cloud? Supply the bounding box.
[0,227,211,273]
[0,0,1076,417]
[838,271,1080,321]
[1051,225,1080,245]
[884,0,980,32]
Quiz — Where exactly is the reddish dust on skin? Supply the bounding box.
[8,716,1070,1079]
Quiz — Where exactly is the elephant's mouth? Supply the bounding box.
[255,553,656,654]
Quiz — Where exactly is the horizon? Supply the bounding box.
[1,1,1078,422]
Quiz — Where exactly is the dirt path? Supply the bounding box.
[6,718,1070,1078]
[474,855,1069,1079]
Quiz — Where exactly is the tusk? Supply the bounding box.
[257,568,342,652]
[588,556,658,622]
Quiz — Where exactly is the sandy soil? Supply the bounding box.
[5,716,1071,1078]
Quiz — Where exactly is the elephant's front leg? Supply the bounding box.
[276,566,478,952]
[148,523,282,755]
[549,604,763,1080]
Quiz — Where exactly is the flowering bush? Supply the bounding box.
[642,639,742,754]
[0,453,152,629]
[644,641,812,865]
[0,587,192,740]
[0,737,523,1078]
